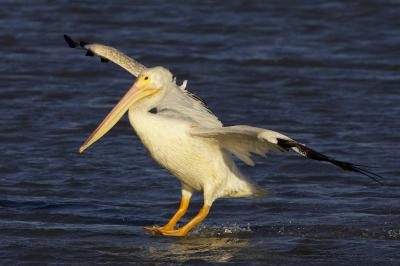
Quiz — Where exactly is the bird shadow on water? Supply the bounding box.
[145,224,252,263]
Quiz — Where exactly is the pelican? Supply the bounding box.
[64,35,383,237]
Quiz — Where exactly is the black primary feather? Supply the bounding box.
[63,35,105,63]
[80,41,89,47]
[64,34,78,48]
[276,138,384,185]
[86,50,94,56]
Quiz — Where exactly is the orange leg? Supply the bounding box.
[144,195,190,234]
[161,205,210,237]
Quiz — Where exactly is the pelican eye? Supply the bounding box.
[144,76,149,80]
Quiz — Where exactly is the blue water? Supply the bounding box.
[1,1,399,264]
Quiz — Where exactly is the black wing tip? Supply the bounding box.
[276,138,385,186]
[79,41,89,47]
[64,35,101,60]
[276,138,294,151]
[339,162,385,186]
[320,157,385,186]
[63,34,78,48]
[63,34,92,49]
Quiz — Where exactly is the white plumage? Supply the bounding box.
[64,35,383,237]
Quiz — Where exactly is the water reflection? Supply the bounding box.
[148,225,251,263]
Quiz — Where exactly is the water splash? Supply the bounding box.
[192,223,253,237]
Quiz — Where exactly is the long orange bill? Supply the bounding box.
[79,82,159,153]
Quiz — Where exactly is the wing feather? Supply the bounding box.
[190,125,286,166]
[64,34,145,76]
[190,125,383,184]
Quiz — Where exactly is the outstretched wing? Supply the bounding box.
[63,34,145,76]
[190,125,383,184]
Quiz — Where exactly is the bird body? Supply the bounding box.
[64,35,383,237]
[128,82,267,205]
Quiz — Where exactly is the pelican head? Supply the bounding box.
[79,66,173,153]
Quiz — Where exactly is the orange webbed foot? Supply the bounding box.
[160,228,189,237]
[143,225,175,235]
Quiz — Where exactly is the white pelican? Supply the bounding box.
[64,35,383,237]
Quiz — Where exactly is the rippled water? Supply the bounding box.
[1,1,400,264]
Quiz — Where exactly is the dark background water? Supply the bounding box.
[1,0,399,264]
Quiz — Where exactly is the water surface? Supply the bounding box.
[1,1,399,264]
